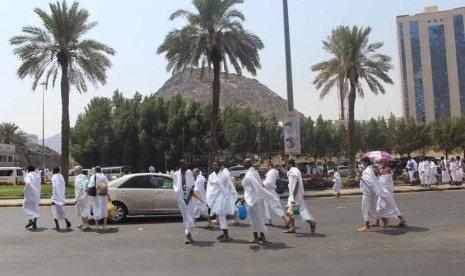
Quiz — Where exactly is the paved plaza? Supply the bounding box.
[1,190,464,276]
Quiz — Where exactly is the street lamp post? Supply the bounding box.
[282,0,299,160]
[40,82,46,170]
[282,0,294,112]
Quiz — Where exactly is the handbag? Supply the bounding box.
[292,204,300,215]
[237,202,247,220]
[107,201,115,218]
[291,176,300,215]
[275,178,285,194]
[97,178,108,196]
[87,176,97,197]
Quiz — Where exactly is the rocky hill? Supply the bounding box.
[154,69,292,120]
[39,133,61,154]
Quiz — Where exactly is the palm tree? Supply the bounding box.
[312,26,393,177]
[157,0,264,169]
[10,1,115,183]
[0,122,26,145]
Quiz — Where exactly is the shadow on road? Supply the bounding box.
[295,232,327,238]
[374,225,430,236]
[26,227,47,232]
[190,241,215,248]
[260,241,294,250]
[55,228,74,234]
[108,216,183,225]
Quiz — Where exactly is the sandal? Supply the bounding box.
[357,227,370,232]
[283,229,296,234]
[219,236,231,242]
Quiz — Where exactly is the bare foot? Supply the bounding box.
[247,238,259,244]
[283,229,296,234]
[381,218,390,229]
[357,226,370,232]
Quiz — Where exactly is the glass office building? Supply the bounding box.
[397,6,465,122]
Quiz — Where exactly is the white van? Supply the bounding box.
[0,167,23,185]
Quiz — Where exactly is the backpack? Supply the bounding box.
[275,178,285,194]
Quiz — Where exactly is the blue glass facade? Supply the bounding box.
[428,24,451,119]
[409,21,426,122]
[454,14,465,114]
[399,23,410,118]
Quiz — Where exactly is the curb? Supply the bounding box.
[1,185,463,207]
[0,201,75,208]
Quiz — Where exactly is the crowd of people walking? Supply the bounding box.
[20,155,463,242]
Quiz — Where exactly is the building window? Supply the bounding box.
[428,20,431,23]
[440,18,444,22]
[434,19,437,23]
[399,22,410,119]
[429,24,451,119]
[410,20,426,122]
[454,14,465,114]
[7,156,13,162]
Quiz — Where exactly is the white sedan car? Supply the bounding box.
[108,173,180,223]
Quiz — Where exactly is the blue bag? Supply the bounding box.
[237,202,247,220]
[275,178,285,194]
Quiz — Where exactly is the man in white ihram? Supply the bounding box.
[241,158,276,243]
[193,168,213,228]
[405,156,417,184]
[51,167,71,230]
[173,160,196,244]
[262,161,288,226]
[284,159,316,234]
[206,161,238,242]
[23,165,41,229]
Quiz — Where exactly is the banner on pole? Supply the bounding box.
[283,111,301,155]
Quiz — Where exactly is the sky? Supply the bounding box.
[1,0,464,139]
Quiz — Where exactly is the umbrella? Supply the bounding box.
[363,151,393,161]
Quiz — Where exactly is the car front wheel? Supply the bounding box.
[110,201,128,223]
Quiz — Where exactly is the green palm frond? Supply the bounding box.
[10,0,115,92]
[157,0,263,77]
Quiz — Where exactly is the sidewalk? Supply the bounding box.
[0,184,463,207]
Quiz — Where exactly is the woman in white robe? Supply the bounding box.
[23,166,41,229]
[241,159,276,243]
[457,156,464,185]
[427,160,437,186]
[74,166,89,230]
[51,167,71,230]
[439,157,451,184]
[206,161,237,242]
[332,169,343,198]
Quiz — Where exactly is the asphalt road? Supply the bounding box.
[1,191,464,276]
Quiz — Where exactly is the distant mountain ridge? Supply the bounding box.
[39,133,61,153]
[154,69,295,120]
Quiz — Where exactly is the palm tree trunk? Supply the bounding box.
[338,76,345,121]
[347,78,357,178]
[208,50,221,172]
[60,61,70,185]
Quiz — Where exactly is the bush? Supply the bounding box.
[344,178,360,188]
